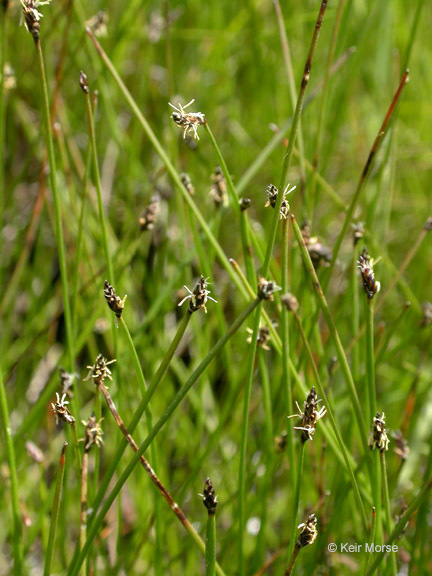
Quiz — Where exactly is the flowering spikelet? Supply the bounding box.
[51,392,75,425]
[82,413,104,452]
[246,325,271,350]
[180,173,195,196]
[85,10,108,37]
[392,430,409,461]
[200,478,218,515]
[289,387,326,443]
[20,0,52,41]
[296,513,318,548]
[357,250,380,299]
[239,198,251,211]
[210,166,228,207]
[178,276,217,314]
[369,412,390,452]
[169,99,205,140]
[84,354,116,385]
[421,301,432,327]
[301,220,332,269]
[138,194,160,231]
[79,71,89,94]
[351,222,364,246]
[281,293,299,313]
[103,280,127,319]
[264,183,295,219]
[257,276,281,301]
[59,368,78,397]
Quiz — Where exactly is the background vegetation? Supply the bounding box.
[0,0,431,574]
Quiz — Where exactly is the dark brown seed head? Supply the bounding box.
[239,198,251,211]
[138,194,160,231]
[85,353,116,385]
[103,280,127,318]
[82,413,104,452]
[423,216,432,231]
[368,412,390,452]
[296,513,318,548]
[210,166,227,207]
[257,276,281,301]
[201,478,218,515]
[357,252,380,299]
[281,293,299,313]
[79,71,89,94]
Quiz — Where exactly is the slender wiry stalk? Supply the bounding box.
[0,1,8,291]
[273,0,306,195]
[35,39,74,375]
[44,442,67,576]
[366,299,376,424]
[0,365,23,574]
[238,304,261,576]
[291,311,367,530]
[84,87,114,285]
[380,453,397,576]
[205,512,216,576]
[79,450,89,574]
[309,0,345,218]
[324,69,409,287]
[365,480,432,576]
[291,215,369,457]
[281,219,295,489]
[99,380,209,554]
[69,300,259,576]
[287,442,305,559]
[284,545,300,576]
[204,124,255,285]
[375,223,430,313]
[362,507,376,576]
[264,0,328,275]
[86,28,249,301]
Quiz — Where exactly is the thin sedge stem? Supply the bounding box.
[281,219,296,492]
[351,247,361,381]
[380,453,397,576]
[119,316,148,397]
[323,69,409,289]
[309,0,345,220]
[361,508,376,576]
[238,303,261,576]
[292,311,368,530]
[365,480,432,576]
[264,0,328,275]
[68,299,259,576]
[35,39,74,375]
[288,443,305,559]
[365,297,381,543]
[204,124,255,286]
[366,299,376,424]
[86,28,249,301]
[205,512,216,576]
[99,381,203,549]
[291,215,370,458]
[273,0,306,195]
[0,366,23,574]
[284,545,300,576]
[43,442,68,576]
[85,90,114,285]
[79,450,89,575]
[0,3,7,292]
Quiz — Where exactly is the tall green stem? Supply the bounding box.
[44,442,68,576]
[238,303,261,576]
[35,39,74,374]
[68,299,259,576]
[0,365,23,574]
[288,442,305,559]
